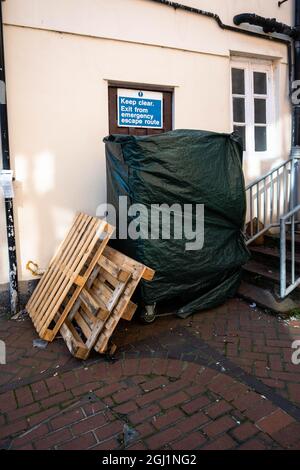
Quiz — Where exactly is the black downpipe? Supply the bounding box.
[233,13,300,39]
[293,1,300,148]
[288,41,293,96]
[291,0,300,208]
[0,1,19,315]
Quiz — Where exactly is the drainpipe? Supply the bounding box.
[233,13,299,38]
[0,1,19,316]
[291,0,300,209]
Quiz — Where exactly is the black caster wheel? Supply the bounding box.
[140,304,157,324]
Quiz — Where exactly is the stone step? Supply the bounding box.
[242,259,300,301]
[250,245,300,270]
[238,281,300,315]
[264,232,300,250]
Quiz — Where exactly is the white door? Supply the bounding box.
[231,58,275,178]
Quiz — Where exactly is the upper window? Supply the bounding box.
[231,59,273,157]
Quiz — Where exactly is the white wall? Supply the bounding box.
[0,0,293,285]
[2,0,292,57]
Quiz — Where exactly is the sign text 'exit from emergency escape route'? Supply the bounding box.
[117,89,163,129]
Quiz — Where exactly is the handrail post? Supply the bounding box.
[295,156,300,209]
[291,214,295,284]
[291,157,295,211]
[290,148,300,210]
[280,217,287,298]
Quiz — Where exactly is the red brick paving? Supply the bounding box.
[114,299,300,406]
[0,298,299,450]
[0,356,298,450]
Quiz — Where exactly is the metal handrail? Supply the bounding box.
[245,158,294,245]
[245,158,293,191]
[280,204,300,298]
[280,203,300,222]
[245,155,300,299]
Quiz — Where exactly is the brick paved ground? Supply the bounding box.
[0,298,300,450]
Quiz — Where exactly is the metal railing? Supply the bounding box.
[280,204,300,298]
[245,156,300,299]
[245,158,295,245]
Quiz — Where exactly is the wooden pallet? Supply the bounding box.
[94,246,154,354]
[26,213,115,341]
[59,245,154,359]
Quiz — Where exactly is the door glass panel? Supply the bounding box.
[232,68,245,94]
[233,97,245,123]
[233,125,246,151]
[254,72,267,95]
[254,99,266,124]
[255,126,267,151]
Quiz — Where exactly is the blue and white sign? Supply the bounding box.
[117,89,163,129]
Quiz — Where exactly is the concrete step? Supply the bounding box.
[264,232,300,250]
[242,232,300,313]
[242,259,300,300]
[250,245,300,270]
[238,281,300,314]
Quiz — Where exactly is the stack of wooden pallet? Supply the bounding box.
[26,213,154,359]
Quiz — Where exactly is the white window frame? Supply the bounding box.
[230,57,275,161]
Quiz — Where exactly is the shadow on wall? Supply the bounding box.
[13,143,106,284]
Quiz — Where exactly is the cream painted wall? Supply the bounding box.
[0,0,293,285]
[2,0,291,59]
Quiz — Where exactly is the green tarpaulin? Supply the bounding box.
[103,129,250,318]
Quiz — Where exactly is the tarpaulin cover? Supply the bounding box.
[103,129,250,318]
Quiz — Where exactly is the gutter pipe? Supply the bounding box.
[148,0,290,44]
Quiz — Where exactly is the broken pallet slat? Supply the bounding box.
[60,320,88,360]
[121,300,138,321]
[103,245,155,281]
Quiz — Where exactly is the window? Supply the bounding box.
[231,59,274,157]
